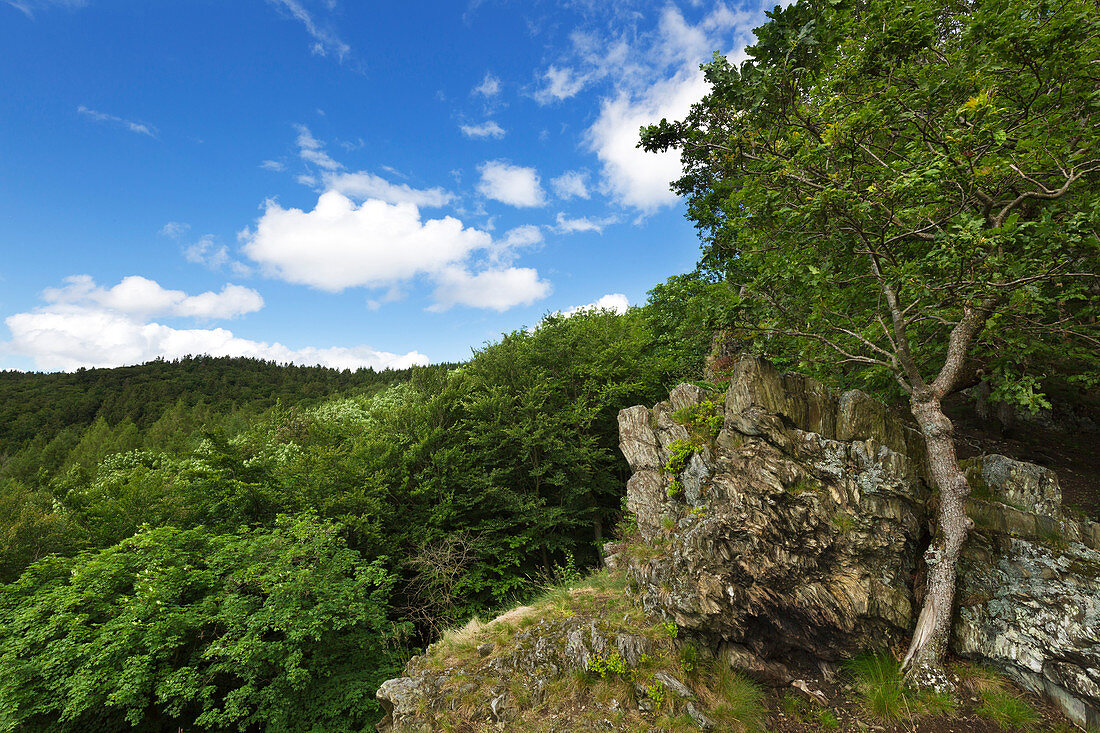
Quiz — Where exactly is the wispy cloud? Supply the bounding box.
[267,0,350,62]
[77,105,157,138]
[5,0,85,19]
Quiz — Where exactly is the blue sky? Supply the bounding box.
[0,0,772,372]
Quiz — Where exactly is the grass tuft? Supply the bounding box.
[976,688,1040,729]
[845,652,912,722]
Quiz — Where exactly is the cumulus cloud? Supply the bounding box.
[241,192,491,292]
[585,70,706,211]
[429,266,551,312]
[473,72,501,97]
[460,120,506,139]
[553,212,617,234]
[5,305,426,372]
[42,275,263,319]
[534,65,588,104]
[532,3,761,211]
[239,191,548,311]
[6,274,425,371]
[476,160,546,208]
[550,170,590,200]
[77,105,156,138]
[559,293,629,316]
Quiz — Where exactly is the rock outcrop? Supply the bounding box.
[619,356,929,672]
[956,455,1100,729]
[619,356,1100,728]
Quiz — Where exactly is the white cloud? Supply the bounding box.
[241,191,489,292]
[5,305,426,372]
[159,221,190,239]
[183,235,230,269]
[291,126,455,207]
[584,70,705,211]
[550,170,590,200]
[460,120,506,139]
[476,160,546,208]
[530,3,761,211]
[240,191,549,311]
[553,212,617,234]
[560,293,629,316]
[323,171,454,207]
[534,65,588,104]
[42,275,263,319]
[429,266,551,312]
[473,72,501,97]
[260,159,286,171]
[77,105,156,138]
[267,0,350,61]
[295,124,342,171]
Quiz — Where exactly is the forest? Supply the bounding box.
[0,279,724,731]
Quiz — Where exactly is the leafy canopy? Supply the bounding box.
[643,0,1100,403]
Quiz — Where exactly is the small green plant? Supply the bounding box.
[662,621,678,638]
[690,504,707,517]
[830,511,856,533]
[553,551,582,584]
[844,652,910,723]
[679,643,698,676]
[645,679,667,708]
[662,439,694,500]
[587,650,629,680]
[664,439,694,474]
[784,477,820,495]
[672,398,723,441]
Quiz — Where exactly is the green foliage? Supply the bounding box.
[672,398,723,441]
[587,650,629,680]
[678,642,698,677]
[642,0,1100,406]
[662,621,679,639]
[846,651,960,723]
[0,515,406,732]
[644,679,666,708]
[845,652,910,722]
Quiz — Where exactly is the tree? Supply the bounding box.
[0,515,406,732]
[642,0,1100,688]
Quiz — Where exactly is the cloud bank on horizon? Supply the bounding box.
[0,0,774,371]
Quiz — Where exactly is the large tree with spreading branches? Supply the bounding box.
[642,0,1100,688]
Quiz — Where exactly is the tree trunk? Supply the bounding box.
[902,388,973,691]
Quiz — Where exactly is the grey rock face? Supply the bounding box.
[978,453,1063,519]
[620,356,928,666]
